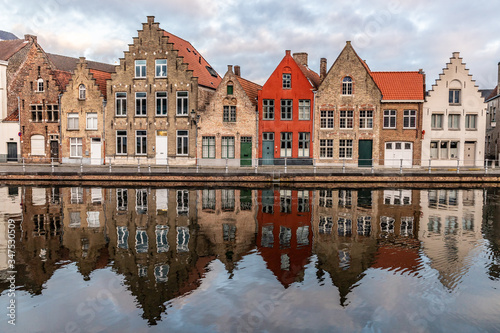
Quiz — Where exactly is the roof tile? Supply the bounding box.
[370,71,424,101]
[3,109,19,122]
[89,69,111,99]
[236,76,262,106]
[0,39,28,61]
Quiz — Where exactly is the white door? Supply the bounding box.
[385,142,413,167]
[156,131,168,165]
[91,138,102,165]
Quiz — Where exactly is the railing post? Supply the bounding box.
[225,158,228,174]
[109,162,112,173]
[254,158,258,174]
[196,158,199,173]
[137,158,140,173]
[486,159,489,174]
[284,157,287,174]
[342,159,345,173]
[371,160,374,174]
[457,158,460,174]
[148,162,151,173]
[399,159,403,175]
[166,157,169,173]
[80,159,83,173]
[22,157,25,173]
[428,159,431,174]
[51,158,54,173]
[313,158,317,174]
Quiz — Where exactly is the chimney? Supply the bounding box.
[234,65,241,77]
[285,50,291,56]
[320,58,327,82]
[24,34,37,44]
[227,65,233,73]
[293,52,308,67]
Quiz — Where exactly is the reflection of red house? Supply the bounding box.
[258,51,320,165]
[256,189,313,287]
[372,239,421,276]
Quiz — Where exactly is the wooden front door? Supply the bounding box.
[50,141,59,161]
[358,140,372,167]
[464,142,476,166]
[240,137,252,166]
[7,142,17,162]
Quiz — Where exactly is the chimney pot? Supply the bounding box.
[320,58,327,83]
[24,34,37,44]
[227,65,233,73]
[234,65,241,77]
[285,50,291,56]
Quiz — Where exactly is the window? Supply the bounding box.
[176,226,190,252]
[383,110,396,129]
[319,190,333,207]
[202,189,216,210]
[320,139,333,158]
[135,92,147,116]
[320,110,334,129]
[176,91,188,116]
[46,105,58,122]
[359,110,373,129]
[403,110,416,129]
[263,99,274,120]
[465,114,477,129]
[37,78,44,92]
[338,217,352,236]
[280,190,292,213]
[297,190,309,212]
[79,84,86,100]
[340,110,353,129]
[448,114,460,130]
[342,76,352,95]
[70,138,82,157]
[430,140,459,159]
[31,105,43,122]
[176,130,188,155]
[223,224,236,241]
[357,216,371,236]
[117,189,128,211]
[136,189,148,214]
[221,136,235,159]
[339,189,352,207]
[282,73,291,89]
[136,130,147,155]
[155,59,167,77]
[227,84,233,95]
[176,190,189,216]
[86,112,97,130]
[202,136,215,158]
[430,141,438,159]
[31,135,45,156]
[116,130,127,155]
[222,189,235,211]
[262,132,274,141]
[280,132,292,157]
[449,89,460,104]
[431,114,443,129]
[281,99,292,120]
[339,139,353,159]
[298,100,310,120]
[67,113,79,130]
[319,216,333,234]
[135,60,146,78]
[223,105,236,122]
[116,92,127,116]
[298,132,310,157]
[156,92,167,116]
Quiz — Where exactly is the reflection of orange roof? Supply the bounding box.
[372,244,421,275]
[0,39,28,61]
[371,71,424,101]
[54,70,72,92]
[237,76,262,106]
[177,255,216,296]
[4,109,19,122]
[163,31,221,90]
[89,69,111,99]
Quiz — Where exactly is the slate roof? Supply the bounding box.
[0,30,19,41]
[163,30,221,90]
[236,76,262,106]
[47,53,115,73]
[485,87,498,102]
[370,71,425,101]
[0,39,28,61]
[89,69,111,99]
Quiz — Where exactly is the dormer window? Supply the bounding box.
[227,81,233,95]
[79,84,86,100]
[282,73,291,89]
[37,78,44,92]
[342,76,352,95]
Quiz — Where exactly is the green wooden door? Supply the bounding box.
[240,137,252,166]
[262,133,274,165]
[358,140,372,167]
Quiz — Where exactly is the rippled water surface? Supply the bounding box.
[0,186,499,333]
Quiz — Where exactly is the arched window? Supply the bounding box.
[79,84,86,100]
[227,81,234,95]
[449,80,461,105]
[342,76,353,95]
[37,78,44,92]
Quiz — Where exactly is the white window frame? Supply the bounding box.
[116,92,127,116]
[359,110,373,129]
[339,110,353,129]
[176,130,188,156]
[135,60,146,78]
[223,105,236,122]
[135,92,147,116]
[320,110,334,129]
[37,78,44,92]
[282,73,291,89]
[155,59,167,77]
[70,138,83,158]
[342,76,352,95]
[320,139,333,158]
[176,91,189,116]
[298,100,310,120]
[86,112,97,130]
[135,130,147,155]
[116,130,127,155]
[339,139,353,159]
[79,84,86,100]
[67,113,79,130]
[403,109,416,129]
[383,110,397,129]
[156,91,167,116]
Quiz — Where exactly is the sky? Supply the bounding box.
[1,0,499,90]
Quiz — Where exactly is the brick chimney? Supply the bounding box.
[293,52,308,67]
[320,58,327,82]
[24,34,37,44]
[234,65,241,77]
[285,50,291,56]
[227,65,233,73]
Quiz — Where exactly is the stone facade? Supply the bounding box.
[0,59,20,161]
[60,58,109,164]
[485,63,500,160]
[197,65,260,167]
[422,52,486,167]
[314,42,382,166]
[105,16,219,166]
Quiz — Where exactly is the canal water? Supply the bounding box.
[0,186,499,333]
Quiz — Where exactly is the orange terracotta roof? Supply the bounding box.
[3,109,19,122]
[163,30,221,90]
[370,71,424,101]
[89,69,111,99]
[236,76,262,106]
[53,70,72,92]
[0,39,28,61]
[296,63,321,89]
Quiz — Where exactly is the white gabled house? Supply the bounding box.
[422,52,486,167]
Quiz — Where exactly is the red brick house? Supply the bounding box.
[258,51,320,165]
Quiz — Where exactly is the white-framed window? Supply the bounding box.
[78,84,86,100]
[320,110,334,129]
[280,190,292,213]
[339,189,352,207]
[71,187,83,204]
[69,212,81,228]
[156,91,167,116]
[155,59,167,77]
[282,73,291,89]
[176,91,188,116]
[135,92,147,116]
[221,189,235,211]
[176,130,188,155]
[176,190,189,216]
[359,110,373,129]
[338,217,352,236]
[135,60,146,78]
[280,132,292,157]
[117,226,129,249]
[430,140,459,159]
[116,92,127,116]
[281,99,292,120]
[87,212,100,228]
[116,130,127,155]
[298,100,310,120]
[339,139,353,159]
[263,99,274,120]
[342,76,352,95]
[465,114,477,130]
[136,130,147,155]
[383,110,396,129]
[403,110,416,129]
[380,216,395,234]
[136,189,148,214]
[297,190,309,213]
[86,112,97,130]
[31,135,45,156]
[298,132,310,157]
[37,78,44,92]
[202,136,215,159]
[70,138,82,157]
[319,190,333,207]
[135,228,148,252]
[155,225,169,253]
[431,114,443,129]
[202,189,216,210]
[67,113,79,130]
[320,139,333,158]
[223,105,236,122]
[401,217,414,237]
[357,216,371,236]
[340,110,353,129]
[449,89,460,105]
[116,188,128,211]
[319,216,333,234]
[176,226,190,252]
[448,114,460,130]
[222,136,235,159]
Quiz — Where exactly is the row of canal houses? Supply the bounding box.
[0,16,488,167]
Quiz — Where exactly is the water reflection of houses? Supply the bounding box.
[419,189,484,289]
[256,189,313,288]
[0,186,22,279]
